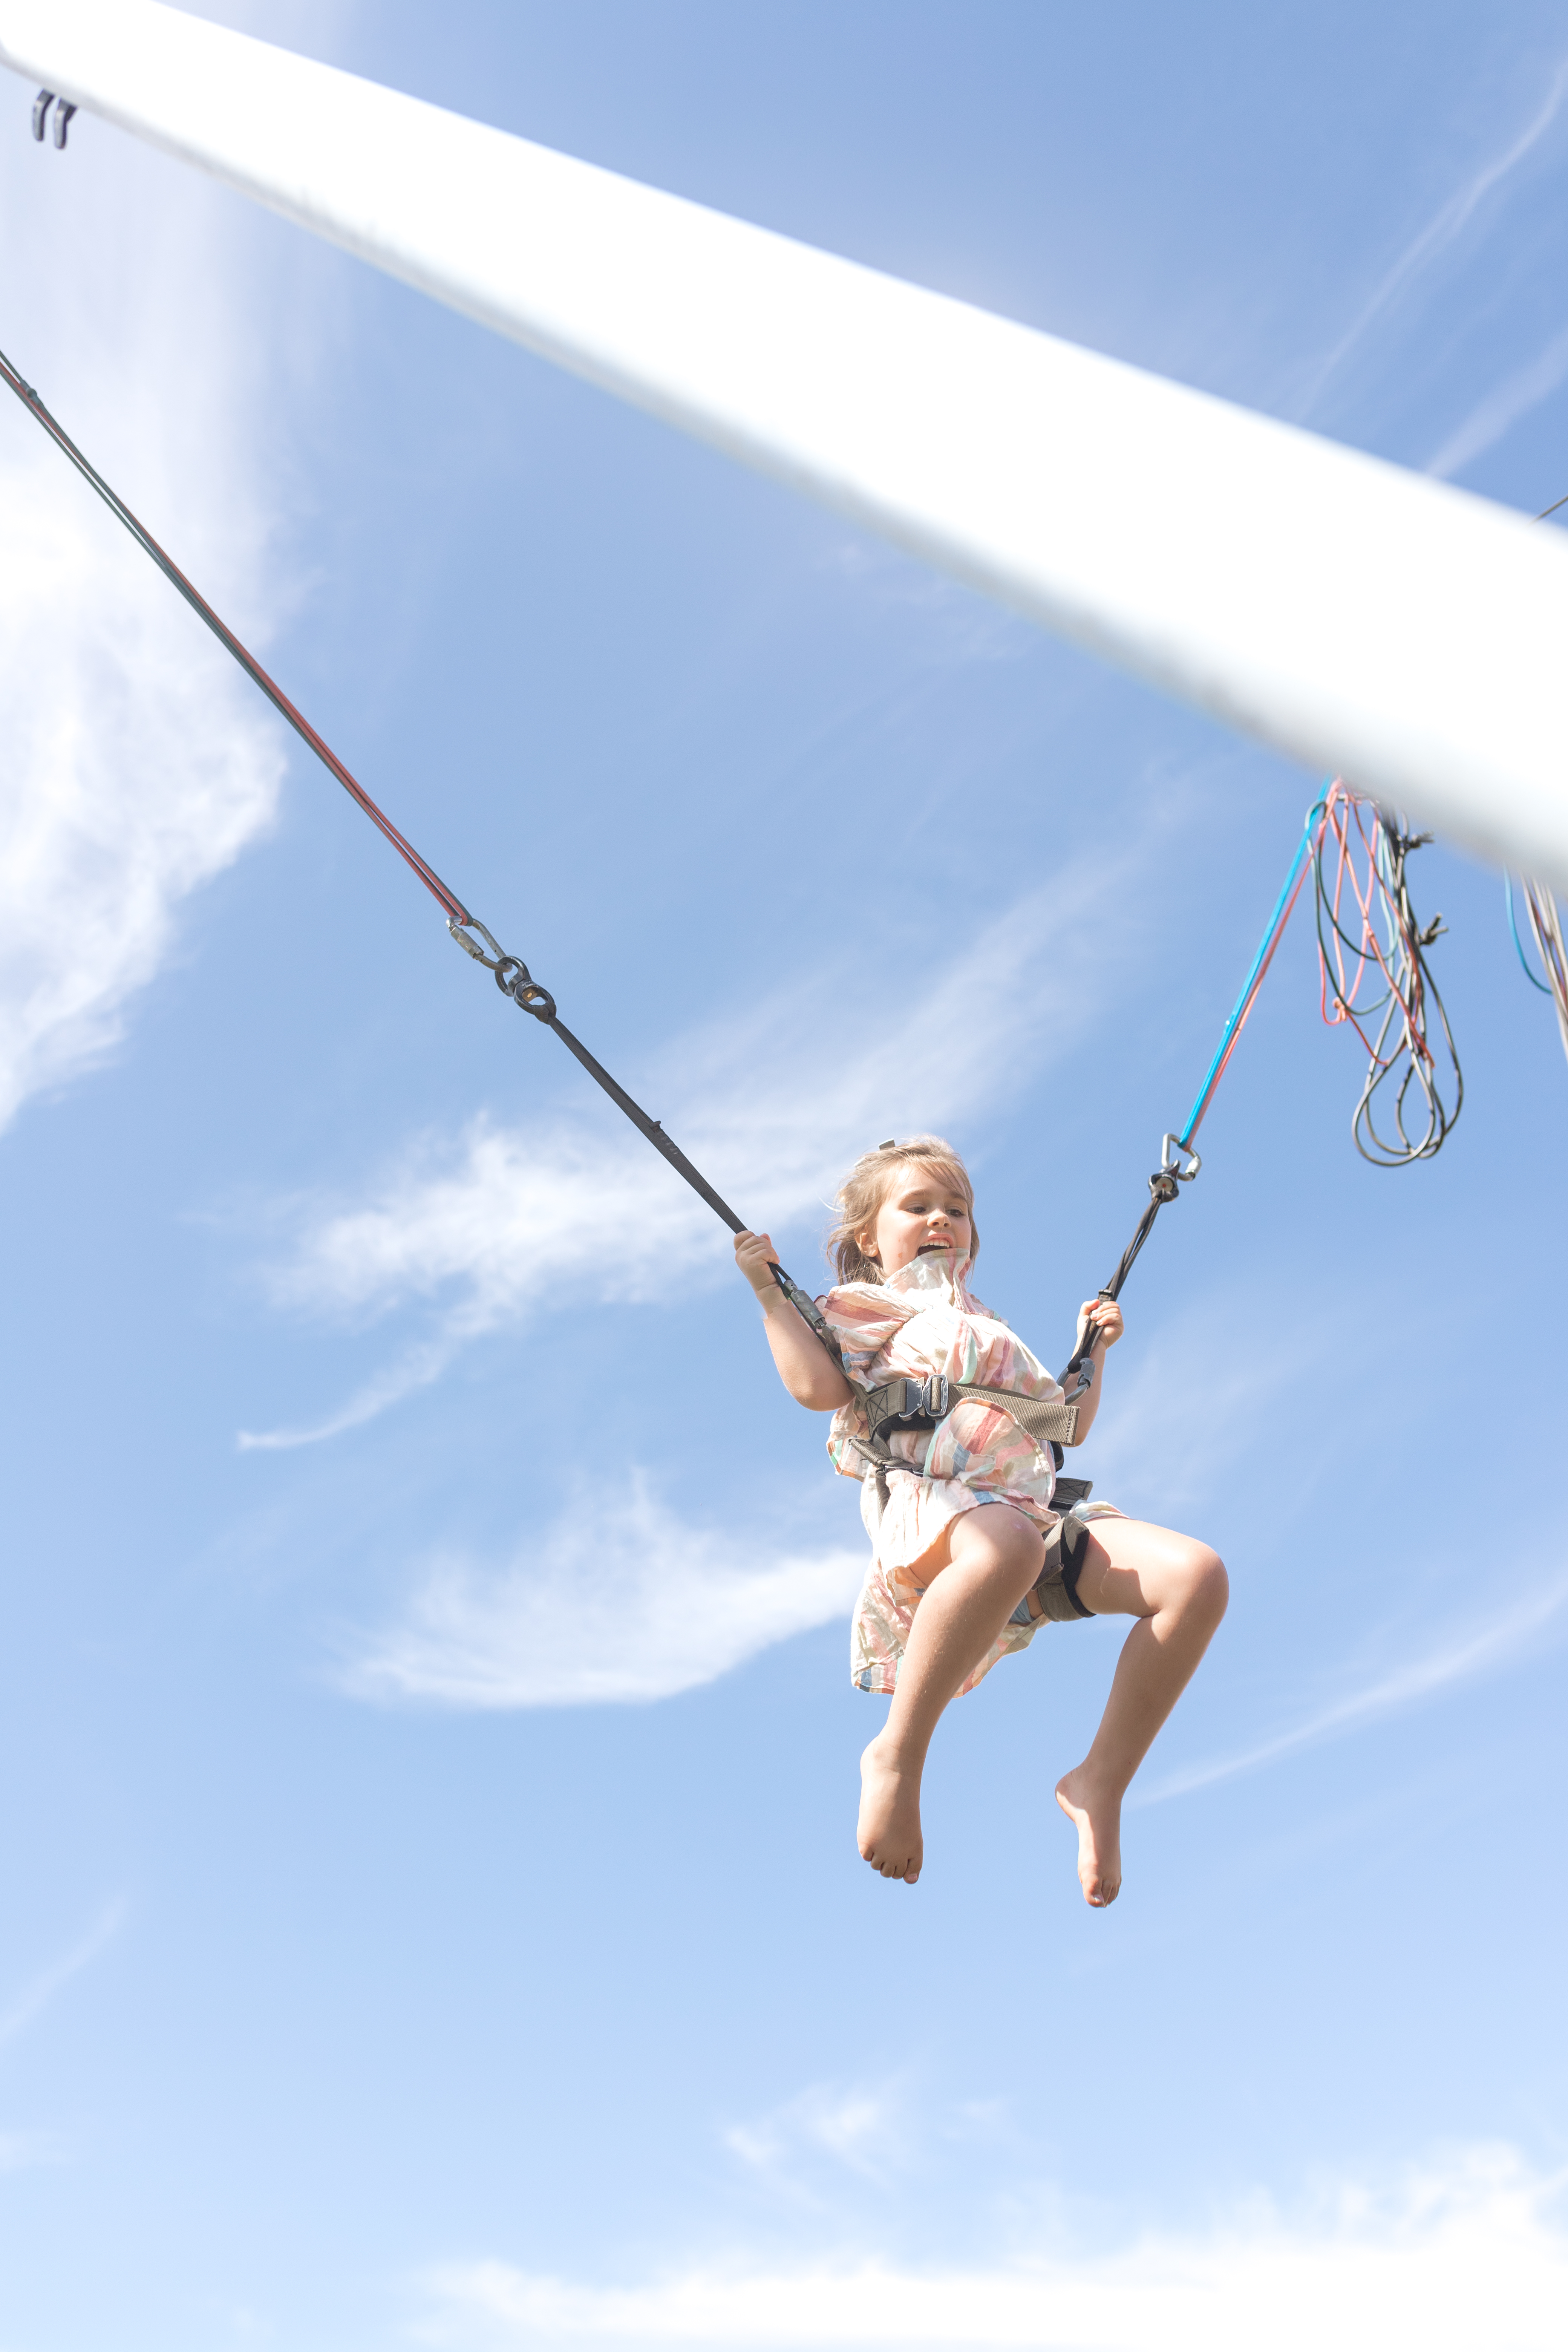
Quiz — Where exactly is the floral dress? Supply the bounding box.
[818,1252,1122,1697]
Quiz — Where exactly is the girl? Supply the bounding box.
[734,1136,1227,1905]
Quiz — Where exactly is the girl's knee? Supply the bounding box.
[955,1504,1044,1584]
[1179,1542,1228,1623]
[1004,1507,1050,1572]
[969,1502,1041,1556]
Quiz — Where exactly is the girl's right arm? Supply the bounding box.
[734,1230,853,1411]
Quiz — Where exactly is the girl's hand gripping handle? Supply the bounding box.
[1063,1295,1123,1446]
[734,1228,784,1300]
[734,1230,853,1413]
[1074,1296,1125,1357]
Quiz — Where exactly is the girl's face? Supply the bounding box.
[861,1162,974,1278]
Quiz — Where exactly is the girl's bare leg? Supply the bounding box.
[858,1504,1044,1885]
[1055,1519,1228,1909]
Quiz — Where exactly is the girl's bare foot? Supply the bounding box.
[1055,1767,1122,1907]
[858,1735,924,1883]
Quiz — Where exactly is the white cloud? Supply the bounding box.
[0,464,282,1127]
[724,2084,907,2186]
[0,1901,125,2053]
[1136,1566,1568,1807]
[239,1334,468,1452]
[418,2144,1568,2349]
[344,1476,862,1708]
[1299,57,1568,415]
[244,865,1133,1446]
[0,122,289,1133]
[1426,322,1568,482]
[0,2130,66,2175]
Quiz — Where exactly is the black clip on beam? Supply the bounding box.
[30,92,76,147]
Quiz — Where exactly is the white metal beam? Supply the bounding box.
[3,0,1566,889]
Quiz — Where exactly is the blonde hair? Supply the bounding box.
[826,1135,977,1285]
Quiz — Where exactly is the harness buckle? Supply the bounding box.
[866,1372,951,1445]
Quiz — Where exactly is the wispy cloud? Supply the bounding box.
[724,2082,908,2187]
[1080,1302,1324,1524]
[1136,1566,1568,1806]
[421,2142,1568,2348]
[0,2130,67,2175]
[0,1902,125,2054]
[1298,58,1568,416]
[1426,322,1568,481]
[239,1335,463,1452]
[823,537,1032,665]
[343,1477,862,1708]
[0,124,287,1134]
[243,864,1133,1448]
[239,1116,721,1451]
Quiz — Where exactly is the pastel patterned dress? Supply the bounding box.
[818,1252,1122,1697]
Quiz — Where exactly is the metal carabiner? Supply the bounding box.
[447,915,504,970]
[1161,1133,1202,1181]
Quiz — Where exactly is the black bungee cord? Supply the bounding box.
[0,335,1219,1375]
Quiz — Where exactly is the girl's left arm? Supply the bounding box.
[1064,1297,1124,1445]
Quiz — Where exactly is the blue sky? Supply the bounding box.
[2,4,1568,2346]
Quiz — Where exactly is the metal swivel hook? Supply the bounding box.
[446,916,556,1020]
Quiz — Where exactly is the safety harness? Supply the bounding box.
[854,1372,1091,1533]
[763,1139,1192,1528]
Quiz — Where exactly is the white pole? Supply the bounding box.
[3,0,1567,891]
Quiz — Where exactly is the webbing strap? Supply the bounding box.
[954,1382,1080,1450]
[860,1374,1080,1465]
